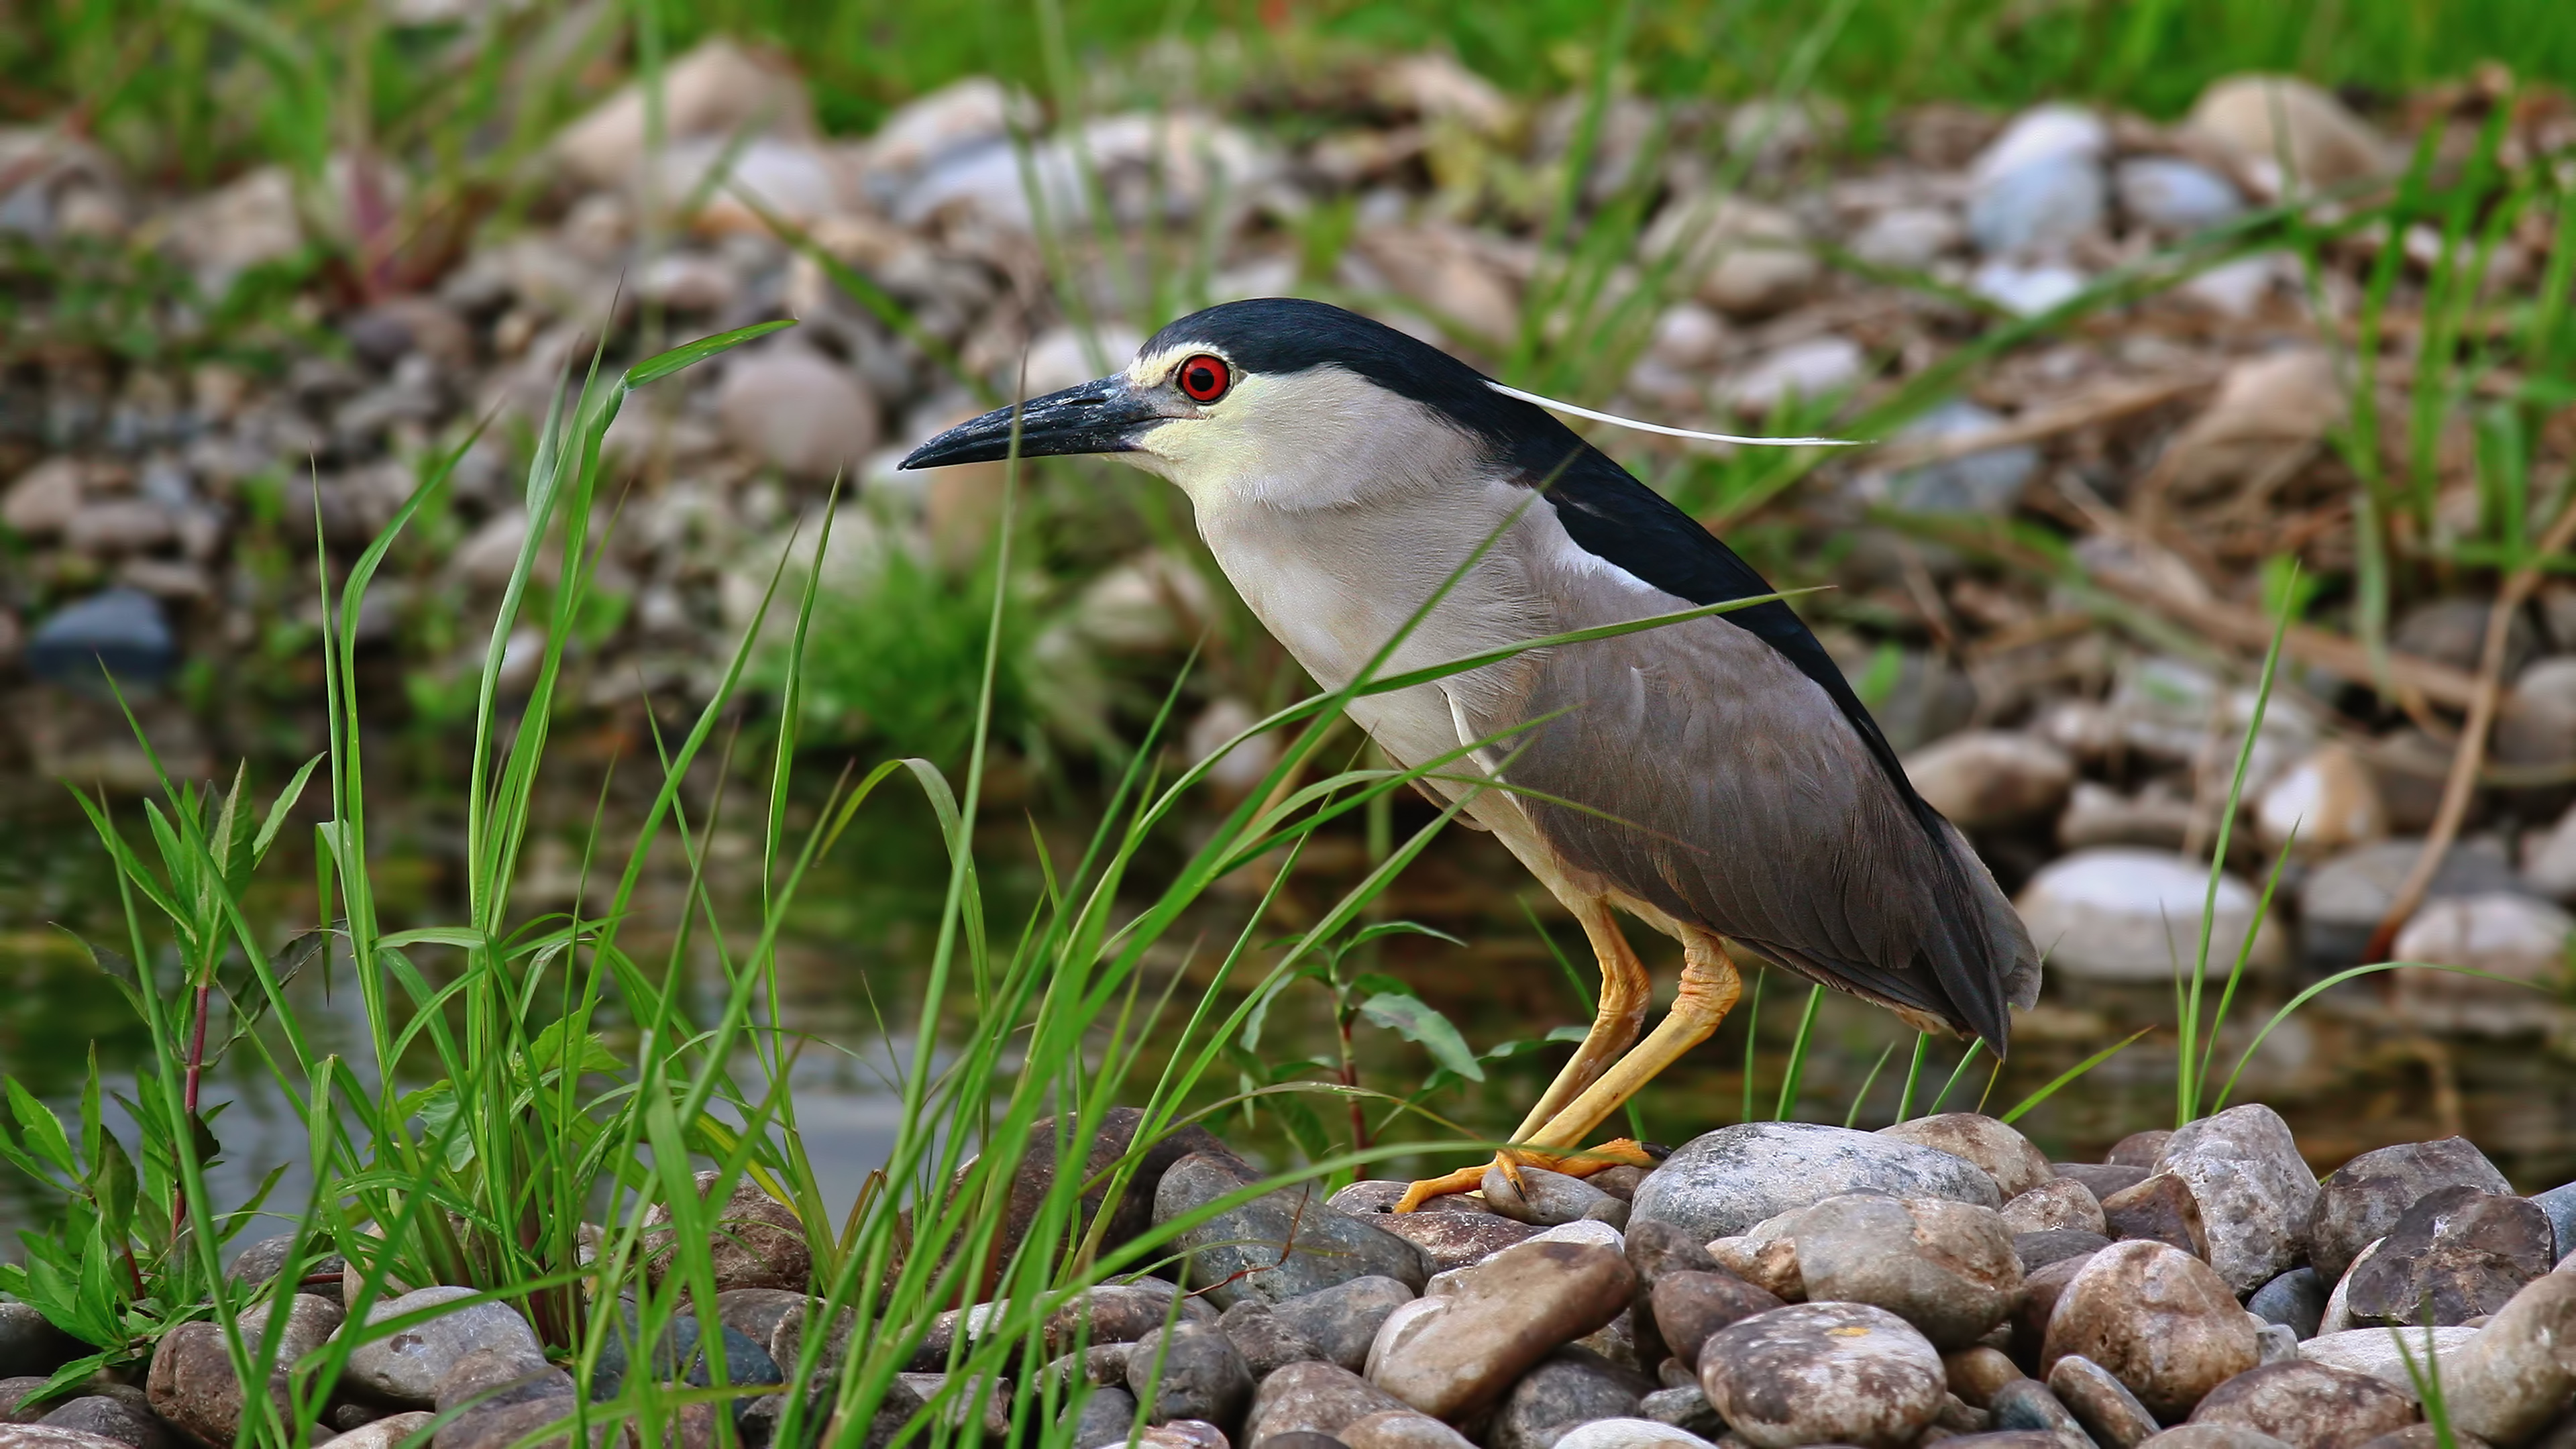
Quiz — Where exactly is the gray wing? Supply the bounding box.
[1481,608,2041,1033]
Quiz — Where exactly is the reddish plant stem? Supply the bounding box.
[172,980,211,1236]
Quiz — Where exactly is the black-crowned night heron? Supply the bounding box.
[902,298,2039,1209]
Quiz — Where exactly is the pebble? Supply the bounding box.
[1372,1212,1540,1273]
[1340,1409,1478,1449]
[2300,840,2524,971]
[1968,152,2105,257]
[2288,1326,2477,1394]
[2016,1229,2112,1275]
[1629,1122,2001,1242]
[1890,1114,2074,1195]
[2308,1137,2512,1287]
[1942,1345,2023,1408]
[2411,1263,2576,1433]
[344,1285,546,1407]
[1650,1270,1785,1368]
[1972,105,2110,184]
[435,1346,572,1415]
[2182,1360,2414,1448]
[25,587,176,693]
[2003,1179,2107,1236]
[225,1234,347,1307]
[1674,201,1817,319]
[2388,894,2576,1034]
[2058,1163,2151,1199]
[1849,207,1962,270]
[147,1296,343,1446]
[553,38,814,189]
[643,1173,814,1292]
[1487,1347,1652,1449]
[2525,804,2576,902]
[0,1309,80,1381]
[1988,1377,2088,1438]
[2532,1180,2576,1260]
[1552,1417,1715,1449]
[1637,1385,1725,1439]
[1244,1362,1409,1446]
[586,1302,780,1418]
[1044,1281,1220,1355]
[2186,74,2387,196]
[1,459,81,537]
[1127,1322,1256,1428]
[1699,1302,1946,1449]
[1786,1193,2023,1348]
[1701,1234,1803,1301]
[0,1431,155,1449]
[2140,1430,2296,1449]
[1713,336,1864,415]
[1067,1384,1140,1446]
[714,346,880,481]
[1484,1165,1627,1228]
[1970,259,2088,316]
[2049,1355,2161,1447]
[1366,1236,1634,1419]
[2246,1269,2327,1340]
[315,1411,435,1449]
[2154,1104,2319,1295]
[2015,849,2285,981]
[2101,1173,2210,1259]
[1869,402,2042,517]
[32,1399,164,1449]
[1159,1155,1430,1309]
[2343,1185,2553,1329]
[1267,1278,1417,1374]
[2253,745,2388,859]
[1903,729,2078,830]
[2008,1250,2094,1361]
[2114,157,2245,235]
[2043,1241,2259,1421]
[2499,657,2576,774]
[0,1382,54,1426]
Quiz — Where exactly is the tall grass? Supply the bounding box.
[0,302,1827,1445]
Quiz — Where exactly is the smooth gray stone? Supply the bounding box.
[1629,1122,2000,1242]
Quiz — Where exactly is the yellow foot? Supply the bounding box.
[1538,1138,1656,1177]
[1391,1139,1656,1213]
[1391,1161,1496,1214]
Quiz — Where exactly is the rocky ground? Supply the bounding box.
[1,40,2573,1006]
[9,1106,2576,1447]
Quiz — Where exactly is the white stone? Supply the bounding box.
[1902,730,2074,830]
[1714,336,1863,415]
[1859,400,2039,515]
[1648,303,1729,370]
[2526,802,2576,902]
[2180,254,2288,318]
[1523,1219,1625,1252]
[2115,157,2245,234]
[2298,1325,2478,1396]
[2253,743,2387,858]
[2015,847,2287,981]
[1970,259,2087,316]
[1552,1419,1717,1449]
[2389,893,2575,1034]
[855,76,1031,187]
[1970,105,2110,186]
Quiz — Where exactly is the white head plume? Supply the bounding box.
[1483,380,1859,447]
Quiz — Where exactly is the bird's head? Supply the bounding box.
[900,299,1557,510]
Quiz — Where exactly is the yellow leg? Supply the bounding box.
[1393,899,1654,1212]
[1521,931,1744,1154]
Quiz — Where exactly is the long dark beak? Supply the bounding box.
[899,375,1169,469]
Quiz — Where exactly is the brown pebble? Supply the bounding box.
[2101,1173,2210,1259]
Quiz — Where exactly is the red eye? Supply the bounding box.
[1176,354,1232,402]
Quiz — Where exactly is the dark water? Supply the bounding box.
[9,748,2576,1246]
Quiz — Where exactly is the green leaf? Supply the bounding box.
[1356,994,1485,1081]
[90,1130,138,1245]
[1350,972,1417,1000]
[525,1020,623,1078]
[1344,921,1467,952]
[4,1079,75,1176]
[250,753,324,865]
[628,319,795,390]
[13,1350,114,1410]
[376,926,484,951]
